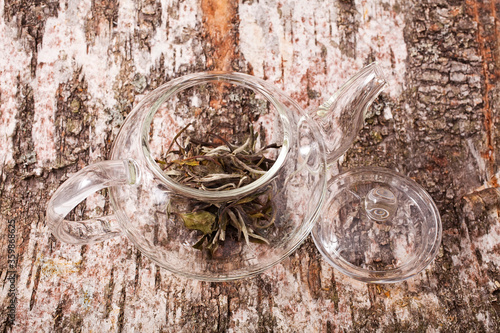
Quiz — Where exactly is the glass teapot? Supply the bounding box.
[47,63,386,281]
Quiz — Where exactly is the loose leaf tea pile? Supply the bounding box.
[157,124,281,253]
[158,123,280,190]
[176,187,277,254]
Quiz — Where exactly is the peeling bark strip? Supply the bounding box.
[336,0,358,58]
[201,0,240,71]
[85,0,120,43]
[467,0,499,184]
[28,266,41,311]
[461,187,500,238]
[117,285,127,333]
[136,0,163,51]
[104,268,115,319]
[3,0,59,76]
[307,257,322,299]
[12,83,36,175]
[54,68,91,169]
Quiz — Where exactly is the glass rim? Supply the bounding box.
[140,72,292,201]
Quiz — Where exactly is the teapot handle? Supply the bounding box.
[46,160,139,245]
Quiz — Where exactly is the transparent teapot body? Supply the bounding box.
[49,73,327,280]
[47,64,386,281]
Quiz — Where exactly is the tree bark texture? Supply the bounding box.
[0,0,499,332]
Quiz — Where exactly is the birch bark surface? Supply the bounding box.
[0,0,499,332]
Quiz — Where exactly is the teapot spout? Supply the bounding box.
[313,62,387,166]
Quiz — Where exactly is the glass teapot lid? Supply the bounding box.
[312,167,442,283]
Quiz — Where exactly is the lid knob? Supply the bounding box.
[364,186,397,222]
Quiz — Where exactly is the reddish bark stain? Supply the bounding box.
[490,175,499,188]
[201,0,240,109]
[429,23,441,32]
[431,153,448,168]
[201,0,239,72]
